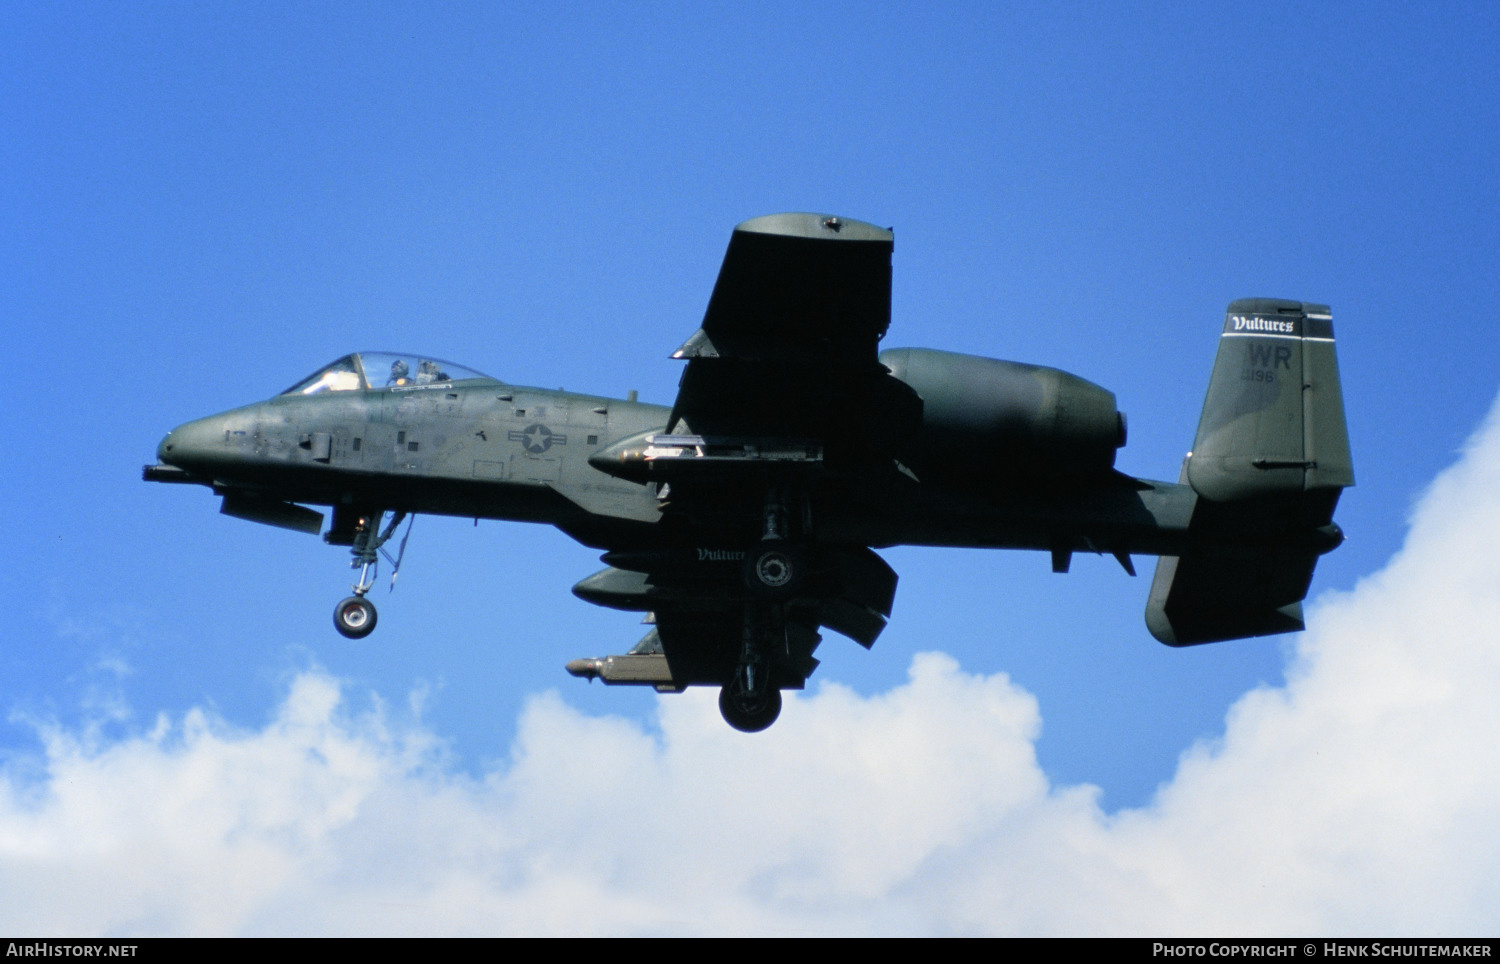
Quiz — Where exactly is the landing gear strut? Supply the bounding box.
[718,605,785,732]
[331,509,406,639]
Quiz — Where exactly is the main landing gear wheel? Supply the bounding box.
[743,540,804,599]
[334,596,377,639]
[719,685,783,733]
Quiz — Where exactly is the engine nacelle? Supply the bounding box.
[879,347,1125,485]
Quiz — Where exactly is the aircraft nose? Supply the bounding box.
[156,429,177,464]
[157,413,233,471]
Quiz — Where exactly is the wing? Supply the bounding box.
[664,213,922,468]
[673,212,894,366]
[572,215,918,697]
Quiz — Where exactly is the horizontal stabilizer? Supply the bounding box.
[1146,542,1310,645]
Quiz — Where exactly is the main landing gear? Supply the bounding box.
[331,509,408,639]
[717,487,808,729]
[717,597,787,732]
[719,683,782,733]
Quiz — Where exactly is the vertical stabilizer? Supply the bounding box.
[1146,299,1353,646]
[1187,299,1352,499]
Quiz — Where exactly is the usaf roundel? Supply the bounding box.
[509,423,567,455]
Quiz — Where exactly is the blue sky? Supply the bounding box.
[4,1,1499,935]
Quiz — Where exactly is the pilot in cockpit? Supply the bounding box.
[415,359,449,384]
[388,359,411,386]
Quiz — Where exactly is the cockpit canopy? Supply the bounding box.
[281,352,495,396]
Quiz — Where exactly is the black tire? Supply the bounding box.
[743,541,803,599]
[718,685,783,733]
[333,596,377,639]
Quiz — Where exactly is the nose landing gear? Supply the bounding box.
[330,509,409,640]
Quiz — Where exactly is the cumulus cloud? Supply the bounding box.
[6,402,1500,936]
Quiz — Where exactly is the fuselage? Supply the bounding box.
[155,355,1197,559]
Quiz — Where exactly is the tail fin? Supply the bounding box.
[1146,299,1353,646]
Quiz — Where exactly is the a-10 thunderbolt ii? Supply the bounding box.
[145,213,1353,732]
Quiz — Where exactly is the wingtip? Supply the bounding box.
[734,212,892,243]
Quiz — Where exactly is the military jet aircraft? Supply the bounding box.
[145,213,1352,732]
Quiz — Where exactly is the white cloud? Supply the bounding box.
[5,403,1500,936]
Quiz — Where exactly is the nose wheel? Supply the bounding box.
[334,595,377,639]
